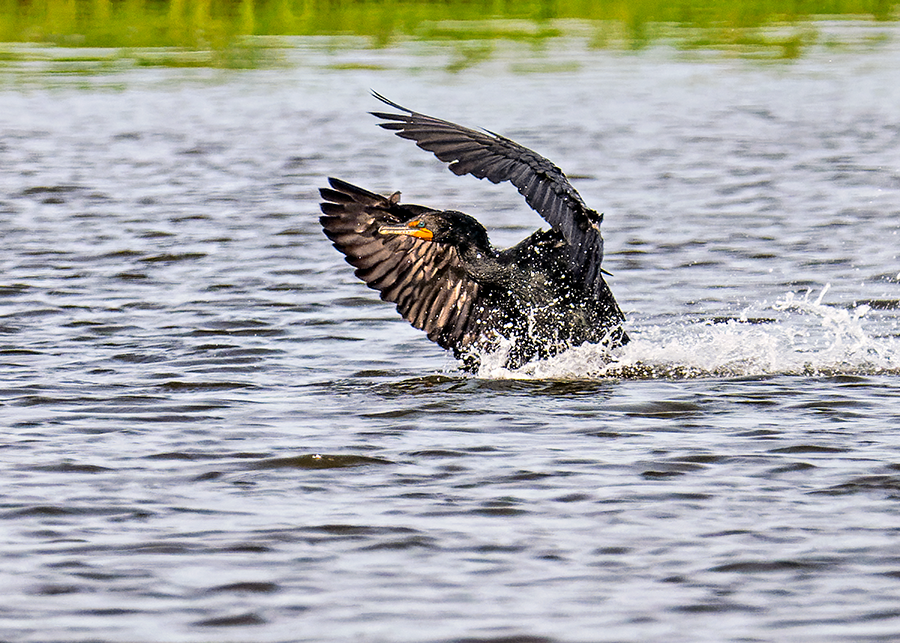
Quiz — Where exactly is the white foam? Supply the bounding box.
[475,287,900,380]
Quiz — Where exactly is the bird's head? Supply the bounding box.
[378,211,489,249]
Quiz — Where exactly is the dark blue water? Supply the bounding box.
[2,22,900,643]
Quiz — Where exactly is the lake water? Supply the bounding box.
[2,22,900,643]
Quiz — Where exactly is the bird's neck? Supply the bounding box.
[458,242,511,285]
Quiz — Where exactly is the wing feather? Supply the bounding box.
[319,177,486,353]
[370,91,608,294]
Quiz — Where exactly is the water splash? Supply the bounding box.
[476,287,900,380]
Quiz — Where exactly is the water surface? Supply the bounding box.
[2,23,900,643]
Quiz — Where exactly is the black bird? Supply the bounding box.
[319,93,628,370]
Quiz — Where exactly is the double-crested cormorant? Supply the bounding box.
[319,93,627,370]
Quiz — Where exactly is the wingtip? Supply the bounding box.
[369,111,407,124]
[370,90,412,114]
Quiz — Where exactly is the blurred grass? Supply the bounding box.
[0,0,898,68]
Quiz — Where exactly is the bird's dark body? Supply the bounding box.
[319,94,628,370]
[485,229,627,368]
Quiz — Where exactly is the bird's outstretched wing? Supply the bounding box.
[319,178,481,353]
[370,91,608,295]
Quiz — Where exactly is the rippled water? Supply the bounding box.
[2,24,900,643]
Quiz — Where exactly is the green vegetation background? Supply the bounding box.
[1,0,897,67]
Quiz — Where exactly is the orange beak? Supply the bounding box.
[378,220,434,241]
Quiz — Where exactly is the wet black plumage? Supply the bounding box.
[319,93,628,370]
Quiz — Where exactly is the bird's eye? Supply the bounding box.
[415,220,426,228]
